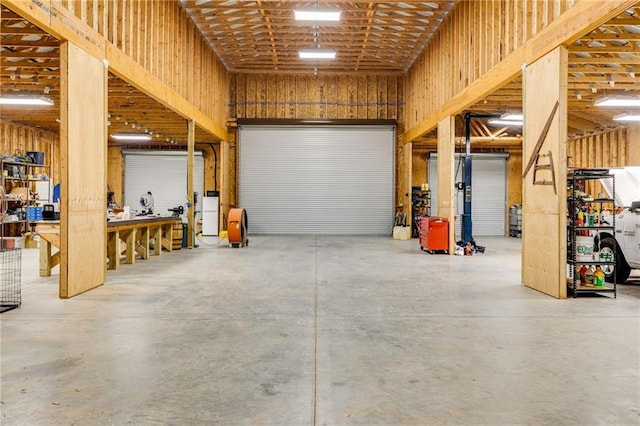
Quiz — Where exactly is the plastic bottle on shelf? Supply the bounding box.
[579,265,588,286]
[594,266,605,287]
[586,265,596,286]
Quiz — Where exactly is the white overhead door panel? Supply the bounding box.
[429,153,507,237]
[239,125,395,234]
[123,151,204,222]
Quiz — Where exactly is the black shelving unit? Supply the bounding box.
[566,168,616,298]
[411,186,431,238]
[1,158,50,238]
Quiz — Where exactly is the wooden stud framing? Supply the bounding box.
[229,74,402,121]
[404,0,637,142]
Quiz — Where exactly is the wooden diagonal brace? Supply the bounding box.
[522,101,560,179]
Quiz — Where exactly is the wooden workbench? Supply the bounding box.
[35,217,180,276]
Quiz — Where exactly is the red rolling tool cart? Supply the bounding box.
[419,216,449,254]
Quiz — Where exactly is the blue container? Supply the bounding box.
[26,206,43,221]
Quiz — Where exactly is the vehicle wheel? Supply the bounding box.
[599,237,631,283]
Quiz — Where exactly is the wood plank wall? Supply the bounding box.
[228,73,405,219]
[1,120,60,185]
[60,0,229,126]
[404,0,576,131]
[230,74,403,120]
[567,127,630,197]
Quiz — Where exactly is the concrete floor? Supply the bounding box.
[1,235,639,425]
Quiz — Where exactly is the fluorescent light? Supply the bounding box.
[488,119,523,126]
[110,133,152,141]
[501,113,523,121]
[294,8,341,21]
[594,96,640,107]
[299,50,336,59]
[0,95,54,106]
[613,112,640,122]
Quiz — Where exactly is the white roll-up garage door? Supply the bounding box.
[238,125,395,235]
[123,151,204,222]
[428,153,508,237]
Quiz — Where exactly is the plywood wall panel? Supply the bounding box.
[60,41,106,299]
[522,46,568,299]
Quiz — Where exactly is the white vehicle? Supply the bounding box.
[598,201,640,283]
[597,167,640,283]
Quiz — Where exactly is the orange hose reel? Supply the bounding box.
[227,208,248,247]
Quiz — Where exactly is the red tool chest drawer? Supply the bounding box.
[419,216,449,253]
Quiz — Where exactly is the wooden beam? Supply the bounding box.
[2,0,105,59]
[106,44,228,142]
[2,0,228,143]
[437,116,456,255]
[405,0,637,142]
[219,139,231,233]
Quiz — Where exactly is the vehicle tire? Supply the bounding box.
[599,237,631,283]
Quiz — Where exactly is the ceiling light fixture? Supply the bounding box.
[613,112,640,122]
[500,113,523,121]
[488,119,524,127]
[0,95,54,106]
[294,8,341,21]
[299,50,336,59]
[110,133,152,141]
[594,96,640,107]
[488,112,523,127]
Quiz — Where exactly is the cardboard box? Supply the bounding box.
[1,236,25,249]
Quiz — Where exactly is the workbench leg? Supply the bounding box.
[162,224,173,252]
[126,229,136,264]
[39,239,52,277]
[137,226,149,259]
[107,230,120,270]
[152,226,162,256]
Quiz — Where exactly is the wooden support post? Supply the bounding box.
[60,41,107,298]
[627,124,640,166]
[107,230,119,270]
[39,238,52,277]
[220,139,231,232]
[124,229,136,264]
[522,46,568,299]
[162,223,173,252]
[187,118,196,247]
[403,141,413,223]
[152,225,162,256]
[437,116,456,254]
[137,226,149,259]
